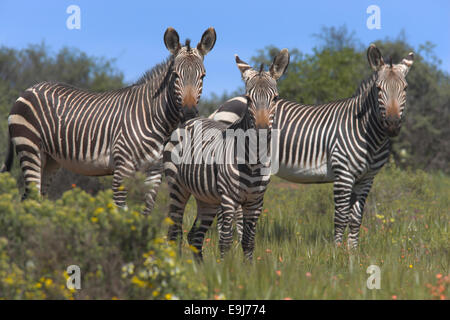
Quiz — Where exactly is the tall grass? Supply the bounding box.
[175,164,449,299]
[0,164,448,299]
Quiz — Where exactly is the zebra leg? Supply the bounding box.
[332,173,355,246]
[142,162,163,215]
[187,200,218,261]
[166,179,191,250]
[41,154,60,197]
[218,195,237,258]
[234,205,244,243]
[241,201,263,261]
[112,162,135,209]
[347,178,374,248]
[17,147,43,200]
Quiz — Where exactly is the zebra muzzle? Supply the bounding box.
[255,109,270,129]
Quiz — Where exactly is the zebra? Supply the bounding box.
[164,49,290,260]
[210,44,414,248]
[1,27,216,215]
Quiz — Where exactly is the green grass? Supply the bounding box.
[170,164,449,299]
[0,164,448,299]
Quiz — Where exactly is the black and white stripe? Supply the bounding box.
[164,50,289,260]
[1,27,216,215]
[211,45,414,248]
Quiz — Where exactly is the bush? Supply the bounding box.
[0,172,206,299]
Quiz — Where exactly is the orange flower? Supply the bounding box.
[275,270,281,277]
[392,295,397,300]
[305,272,312,278]
[71,184,76,188]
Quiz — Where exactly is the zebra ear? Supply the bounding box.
[270,48,290,80]
[197,27,216,56]
[164,27,181,55]
[235,54,252,79]
[367,44,385,71]
[400,52,414,75]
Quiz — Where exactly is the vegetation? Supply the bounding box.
[0,26,447,300]
[0,164,448,299]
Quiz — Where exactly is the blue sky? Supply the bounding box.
[0,0,448,97]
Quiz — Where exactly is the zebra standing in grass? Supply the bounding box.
[164,49,290,260]
[210,45,414,248]
[1,27,216,214]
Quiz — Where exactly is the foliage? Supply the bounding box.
[0,172,206,299]
[0,162,448,299]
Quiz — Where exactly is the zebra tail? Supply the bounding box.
[1,134,14,172]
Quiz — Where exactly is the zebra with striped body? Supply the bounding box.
[164,50,289,260]
[1,27,216,214]
[210,45,414,248]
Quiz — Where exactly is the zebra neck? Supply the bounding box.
[230,110,271,173]
[354,77,390,149]
[137,57,182,138]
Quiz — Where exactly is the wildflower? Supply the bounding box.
[392,295,397,300]
[71,184,76,188]
[152,290,159,297]
[91,217,98,223]
[165,293,172,300]
[375,214,384,219]
[275,270,281,277]
[93,207,105,215]
[283,297,292,300]
[45,278,53,287]
[306,272,312,278]
[131,276,146,288]
[436,273,442,279]
[163,217,175,225]
[265,248,272,253]
[409,264,413,269]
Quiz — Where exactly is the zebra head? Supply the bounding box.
[367,44,414,137]
[164,27,217,120]
[235,49,290,130]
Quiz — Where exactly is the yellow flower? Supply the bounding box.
[35,282,42,289]
[163,217,175,225]
[45,278,53,287]
[152,290,159,297]
[375,214,384,219]
[91,217,98,223]
[3,277,14,285]
[130,225,136,231]
[93,207,105,215]
[165,293,172,300]
[390,218,395,223]
[409,264,413,268]
[131,276,146,288]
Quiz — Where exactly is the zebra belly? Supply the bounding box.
[276,162,334,184]
[52,154,114,176]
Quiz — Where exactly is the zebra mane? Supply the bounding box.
[134,56,175,86]
[353,72,378,97]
